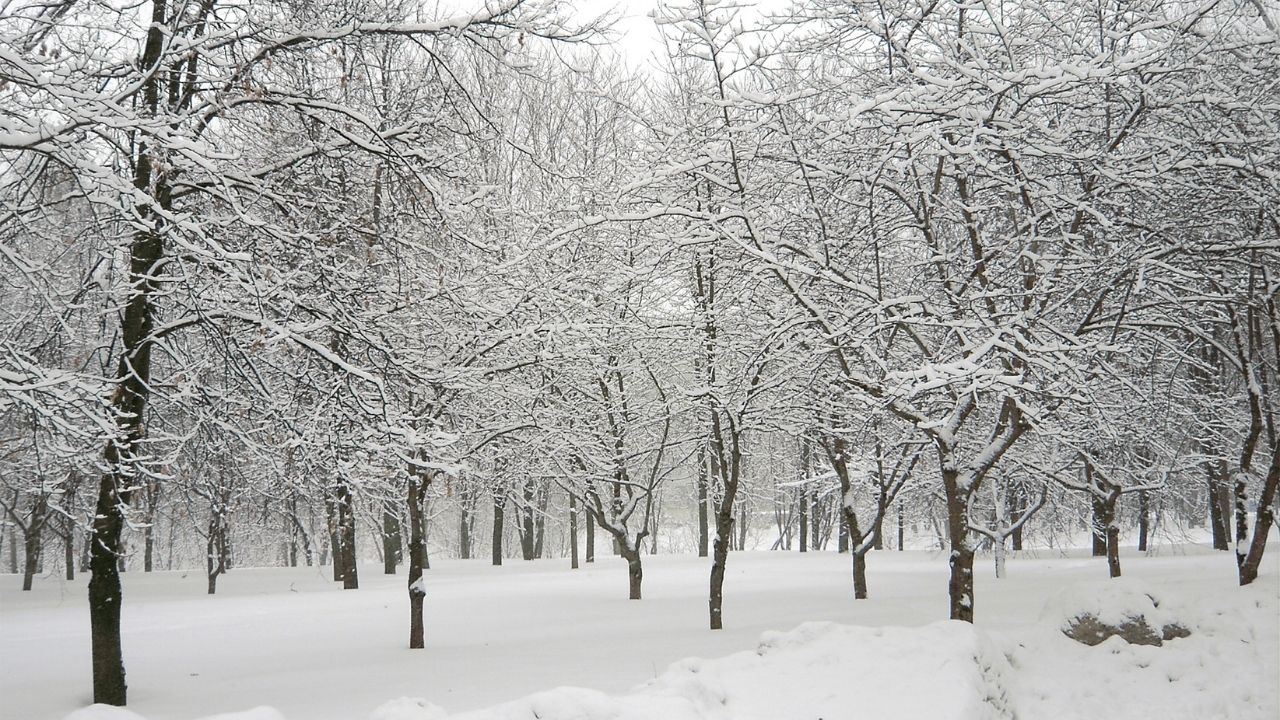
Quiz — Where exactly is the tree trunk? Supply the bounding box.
[897,502,905,552]
[64,518,75,581]
[585,510,595,563]
[1090,495,1107,557]
[22,495,48,591]
[851,545,868,599]
[569,495,579,570]
[406,473,428,649]
[534,486,548,559]
[708,424,741,630]
[1137,490,1150,552]
[1208,461,1231,551]
[1009,486,1025,551]
[941,458,976,623]
[1239,443,1280,586]
[1106,523,1121,578]
[520,483,536,561]
[709,526,730,629]
[7,524,17,574]
[491,491,504,566]
[697,443,710,558]
[143,523,154,573]
[622,547,643,600]
[382,507,401,575]
[459,500,472,560]
[336,482,358,590]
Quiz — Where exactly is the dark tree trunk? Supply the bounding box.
[623,549,643,600]
[897,502,905,552]
[1240,444,1280,585]
[569,495,579,570]
[63,515,76,581]
[206,508,226,595]
[382,507,401,575]
[534,487,548,559]
[459,500,472,560]
[22,494,48,591]
[335,482,358,590]
[585,510,595,563]
[1106,524,1122,578]
[851,545,868,600]
[1091,495,1108,557]
[1208,461,1231,551]
[697,443,710,558]
[1009,486,1025,551]
[708,421,740,631]
[520,483,536,561]
[1137,490,1150,552]
[941,459,976,623]
[491,491,504,566]
[143,523,154,573]
[837,513,849,553]
[7,524,17,574]
[406,473,428,649]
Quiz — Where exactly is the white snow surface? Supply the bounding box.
[1,546,1276,720]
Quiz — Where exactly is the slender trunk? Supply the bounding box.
[1137,490,1150,552]
[994,537,1007,579]
[143,524,154,573]
[382,507,400,575]
[837,511,849,553]
[336,482,358,590]
[1010,486,1025,551]
[7,524,17,574]
[1240,443,1280,585]
[709,524,730,629]
[1091,495,1107,557]
[569,495,579,570]
[407,473,428,649]
[459,500,472,560]
[941,457,976,623]
[1106,523,1121,578]
[63,515,75,581]
[491,491,504,566]
[585,510,595,563]
[520,483,536,561]
[708,425,740,630]
[534,487,548,559]
[851,545,868,599]
[697,445,709,558]
[1208,461,1231,551]
[621,547,643,600]
[22,495,48,591]
[897,502,905,552]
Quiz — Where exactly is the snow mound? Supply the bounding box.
[1010,580,1279,720]
[64,707,284,720]
[447,621,1016,720]
[1043,577,1188,646]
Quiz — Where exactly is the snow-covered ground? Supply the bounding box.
[2,544,1276,720]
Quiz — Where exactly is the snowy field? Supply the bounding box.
[2,545,1276,720]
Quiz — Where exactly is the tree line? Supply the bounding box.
[1,0,1277,708]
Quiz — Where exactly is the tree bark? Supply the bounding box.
[1137,490,1150,552]
[1090,495,1107,557]
[459,500,472,560]
[697,443,710,557]
[1240,443,1280,585]
[491,491,504,566]
[335,481,358,590]
[585,510,595,563]
[407,472,428,648]
[569,495,579,570]
[382,507,401,575]
[520,482,536,560]
[1208,461,1231,551]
